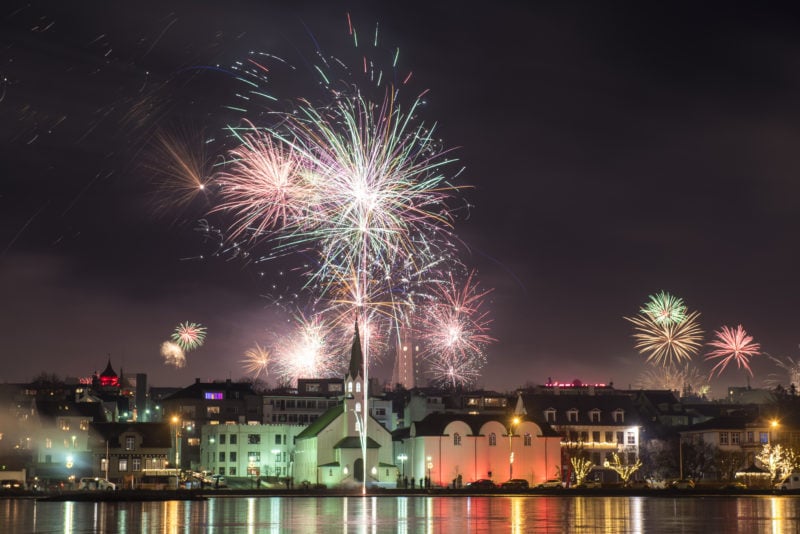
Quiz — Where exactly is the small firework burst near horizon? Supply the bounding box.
[705,324,761,378]
[171,321,207,351]
[160,341,186,368]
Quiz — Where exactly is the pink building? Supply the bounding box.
[399,412,562,487]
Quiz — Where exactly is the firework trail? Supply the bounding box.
[160,341,186,368]
[640,291,687,325]
[171,321,207,351]
[241,344,271,380]
[705,324,761,378]
[625,309,703,366]
[428,351,484,389]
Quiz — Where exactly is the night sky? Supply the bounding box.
[2,1,800,395]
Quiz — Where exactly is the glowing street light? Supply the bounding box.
[397,454,408,478]
[171,416,181,468]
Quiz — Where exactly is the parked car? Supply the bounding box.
[500,479,529,490]
[573,480,601,489]
[466,479,496,490]
[670,479,695,489]
[78,477,116,491]
[0,479,23,490]
[537,479,564,489]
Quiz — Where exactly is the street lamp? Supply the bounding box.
[770,419,780,445]
[509,416,520,480]
[397,454,408,478]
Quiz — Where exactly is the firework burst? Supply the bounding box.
[640,291,687,325]
[625,310,703,366]
[271,314,344,387]
[428,351,484,389]
[636,362,708,396]
[160,341,186,368]
[171,321,207,351]
[241,344,271,380]
[705,324,761,378]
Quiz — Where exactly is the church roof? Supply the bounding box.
[100,358,118,378]
[296,404,344,440]
[333,436,381,449]
[348,322,363,378]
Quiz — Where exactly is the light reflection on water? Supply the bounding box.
[2,495,800,533]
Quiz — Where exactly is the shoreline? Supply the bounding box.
[7,486,797,502]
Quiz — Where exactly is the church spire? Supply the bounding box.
[348,321,364,378]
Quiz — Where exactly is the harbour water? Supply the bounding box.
[3,495,799,533]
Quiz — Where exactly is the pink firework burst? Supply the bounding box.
[418,271,495,364]
[705,324,761,378]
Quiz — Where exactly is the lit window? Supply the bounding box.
[454,433,462,446]
[125,436,135,451]
[348,382,353,393]
[626,432,635,445]
[132,458,141,471]
[356,382,361,393]
[204,392,224,400]
[356,402,362,413]
[248,452,260,462]
[719,432,729,445]
[524,433,532,447]
[760,432,768,444]
[118,458,128,472]
[489,433,496,446]
[45,438,52,449]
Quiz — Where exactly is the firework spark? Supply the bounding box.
[241,344,270,380]
[171,321,207,351]
[427,352,484,389]
[705,324,761,377]
[625,310,703,366]
[160,341,186,368]
[640,291,687,325]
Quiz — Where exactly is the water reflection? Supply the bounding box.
[4,495,800,533]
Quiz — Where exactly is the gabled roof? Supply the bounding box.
[520,393,643,426]
[680,414,757,432]
[89,422,172,448]
[333,436,380,449]
[296,404,344,440]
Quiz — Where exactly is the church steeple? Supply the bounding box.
[348,321,364,379]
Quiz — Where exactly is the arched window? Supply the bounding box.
[347,382,353,393]
[544,409,556,423]
[356,381,361,393]
[489,432,497,446]
[454,432,462,446]
[355,402,361,413]
[524,433,532,447]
